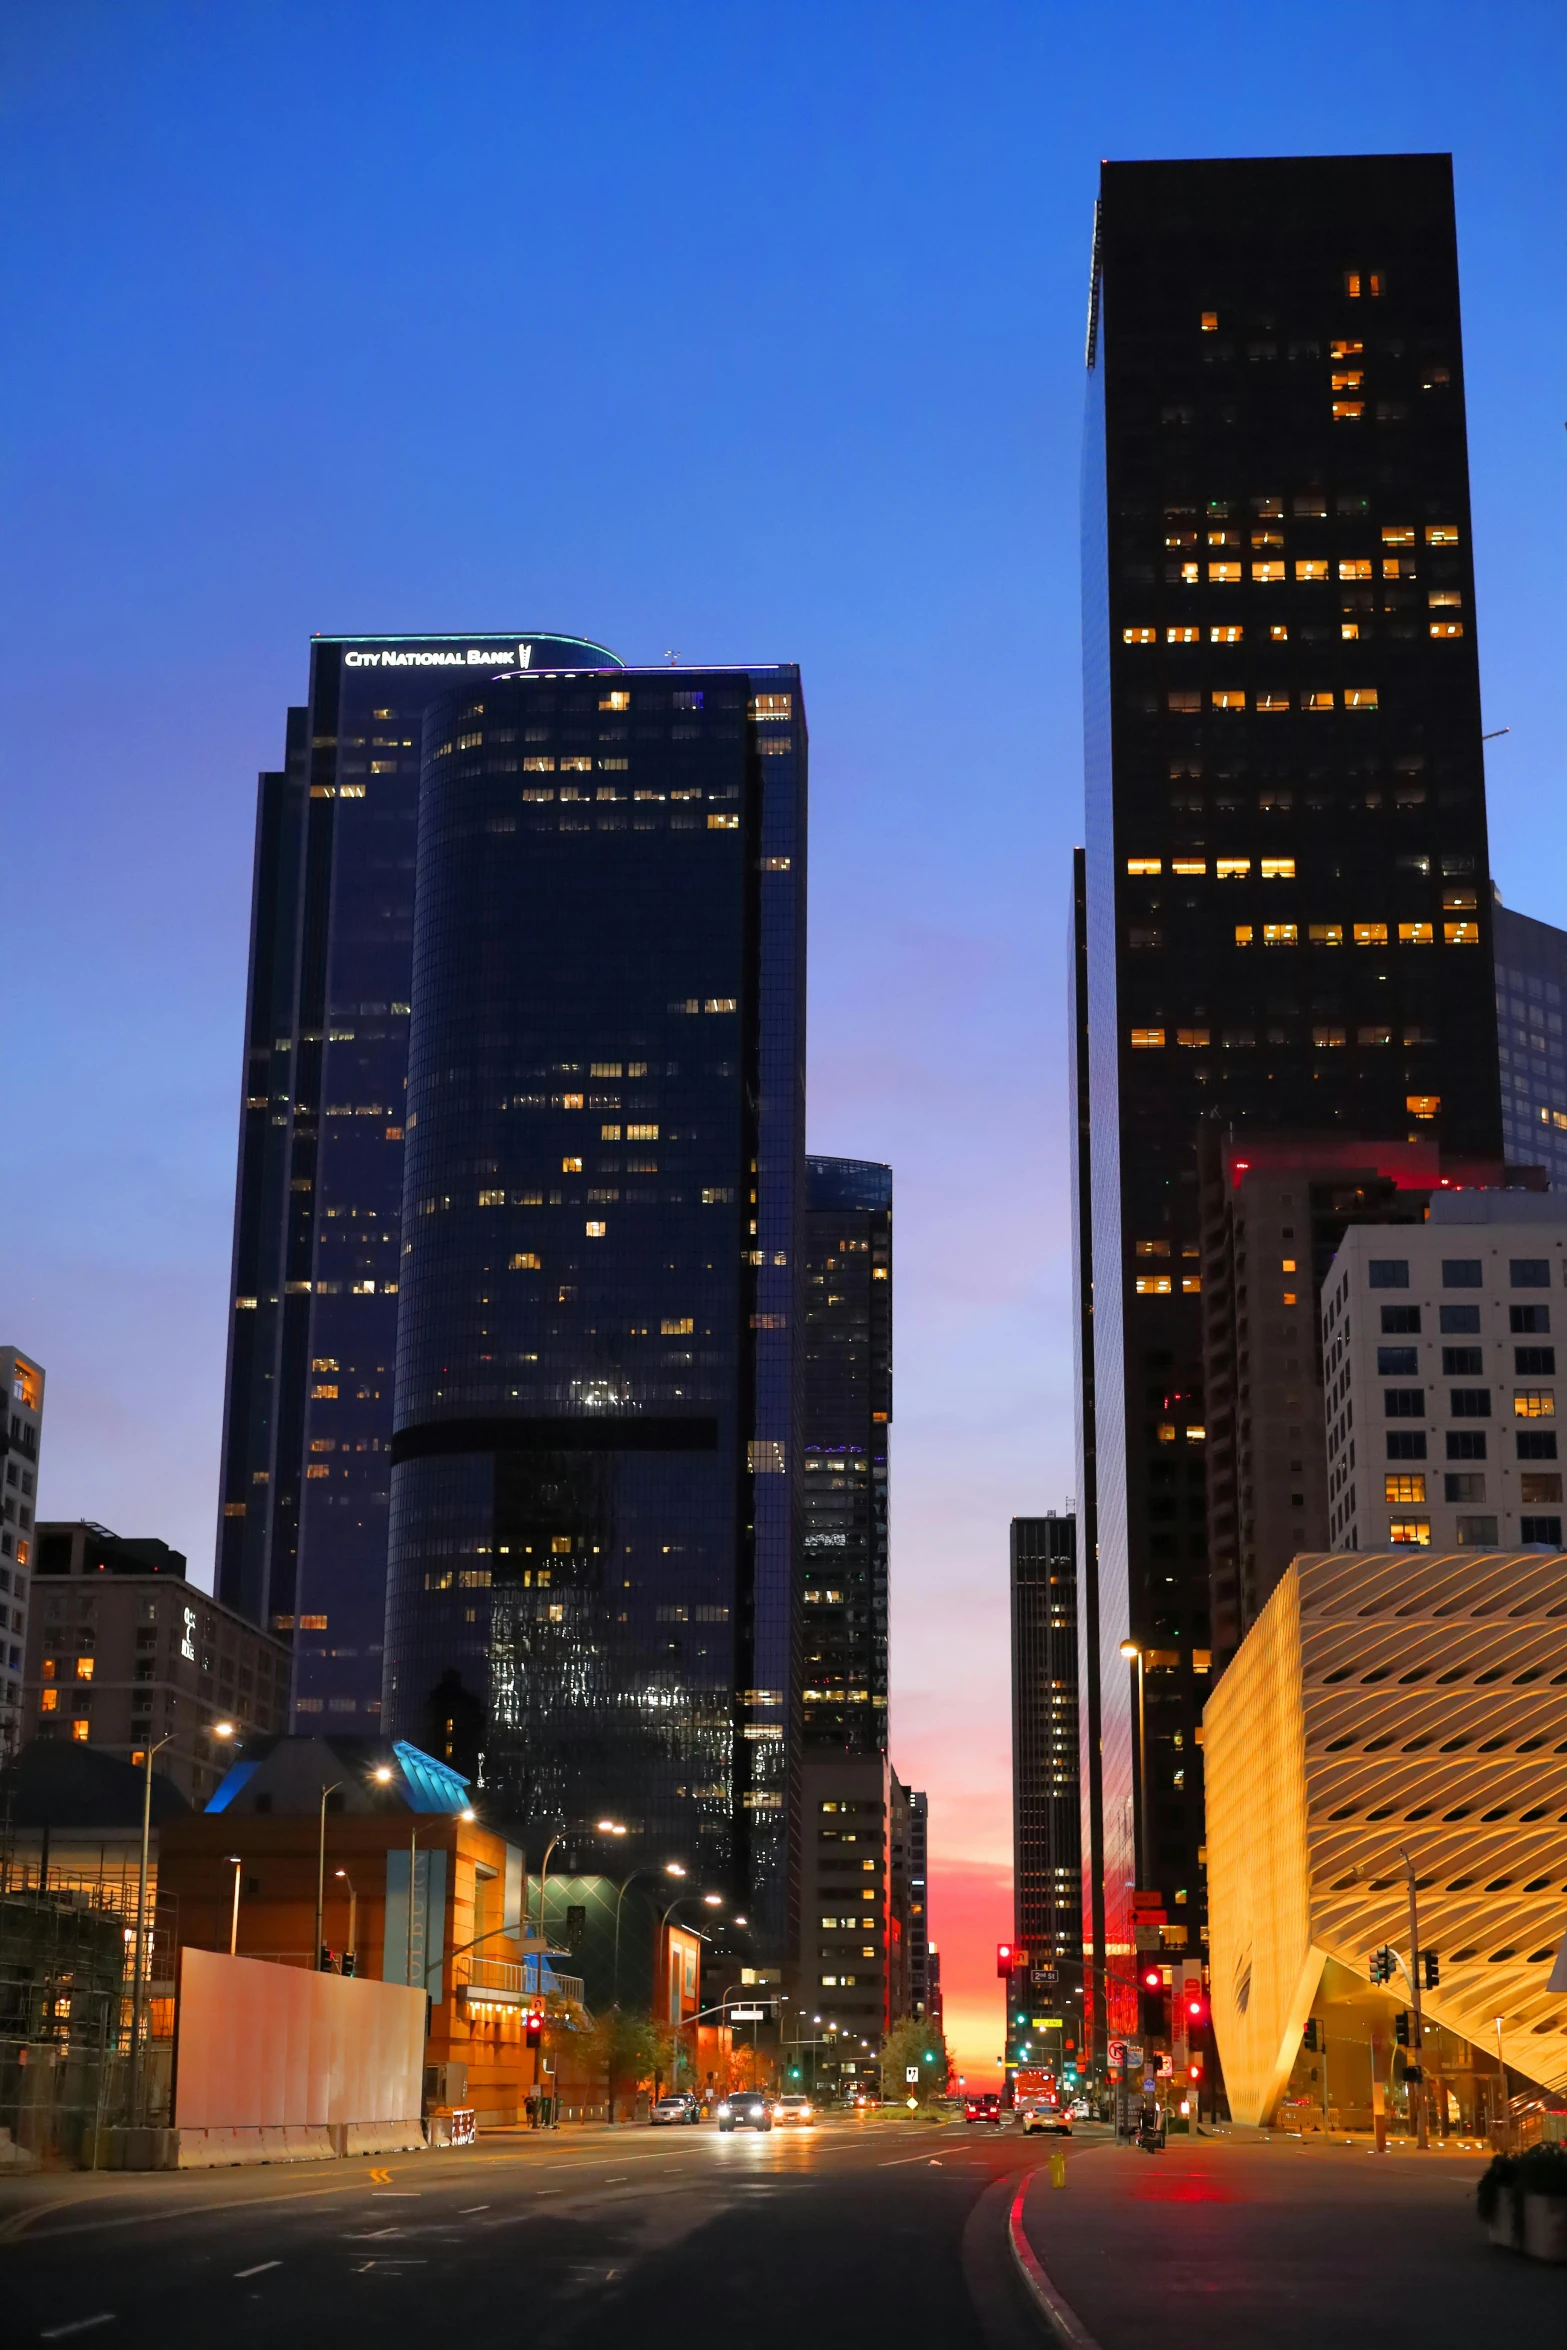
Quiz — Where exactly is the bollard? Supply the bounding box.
[1049,2150,1067,2190]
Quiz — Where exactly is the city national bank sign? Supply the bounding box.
[344,642,538,670]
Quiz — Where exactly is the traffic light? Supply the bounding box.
[996,1943,1015,1979]
[1182,1985,1209,2031]
[1423,1950,1440,1989]
[523,2005,545,2047]
[1368,1946,1394,1985]
[1394,2009,1410,2048]
[1138,1963,1167,2043]
[1302,2019,1320,2053]
[342,1952,356,1979]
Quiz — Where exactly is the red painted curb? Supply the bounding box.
[1007,2172,1103,2350]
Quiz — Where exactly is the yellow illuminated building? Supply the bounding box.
[1205,1549,1567,2127]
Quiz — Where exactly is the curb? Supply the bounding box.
[1007,2173,1103,2350]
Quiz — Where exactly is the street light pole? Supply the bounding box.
[227,1856,243,1956]
[127,1721,235,2125]
[315,1781,345,1970]
[336,1869,358,1970]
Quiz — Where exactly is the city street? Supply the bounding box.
[1,2118,1556,2350]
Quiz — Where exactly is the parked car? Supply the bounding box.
[965,2093,1003,2125]
[650,2093,702,2127]
[773,2095,815,2126]
[1021,2101,1072,2136]
[717,2092,773,2132]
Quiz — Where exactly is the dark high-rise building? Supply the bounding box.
[905,1785,931,2020]
[798,1156,892,1750]
[216,632,622,1729]
[1010,1515,1082,2079]
[1493,892,1567,1187]
[1076,155,1503,2044]
[380,661,806,1948]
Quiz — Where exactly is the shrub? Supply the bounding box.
[1515,2143,1567,2199]
[1476,2154,1515,2222]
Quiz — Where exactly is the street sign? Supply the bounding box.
[730,2006,764,2021]
[906,2066,919,2083]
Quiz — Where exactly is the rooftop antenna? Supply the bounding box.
[664,649,680,666]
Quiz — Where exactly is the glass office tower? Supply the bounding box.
[1493,894,1567,1187]
[1077,155,1503,2042]
[381,662,806,1943]
[798,1155,892,1753]
[217,633,623,1727]
[1009,1514,1083,2081]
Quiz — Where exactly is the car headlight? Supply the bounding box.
[718,2102,731,2116]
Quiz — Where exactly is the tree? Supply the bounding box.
[581,2006,667,2121]
[879,2017,950,2106]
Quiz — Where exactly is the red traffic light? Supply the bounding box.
[1141,1965,1162,1992]
[996,1943,1014,1977]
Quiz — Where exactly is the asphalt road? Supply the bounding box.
[0,2119,1554,2349]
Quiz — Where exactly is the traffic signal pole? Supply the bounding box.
[1401,1847,1428,2150]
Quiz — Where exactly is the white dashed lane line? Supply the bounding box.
[234,2261,281,2278]
[40,2322,116,2342]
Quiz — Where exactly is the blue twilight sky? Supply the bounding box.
[2,0,1564,2055]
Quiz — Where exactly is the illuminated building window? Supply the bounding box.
[1208,562,1241,584]
[1444,922,1480,945]
[1302,688,1335,710]
[1211,689,1245,711]
[1345,687,1379,710]
[1262,925,1298,946]
[1261,858,1296,879]
[1129,1028,1166,1049]
[1354,923,1388,946]
[1399,923,1435,947]
[1385,1474,1426,1504]
[72,1720,91,1742]
[1176,1028,1210,1048]
[1167,625,1201,644]
[1389,1517,1431,1546]
[1136,1239,1170,1256]
[1339,559,1373,581]
[1431,622,1464,638]
[1332,401,1365,420]
[509,1253,542,1270]
[1182,1275,1201,1295]
[1309,924,1344,947]
[1136,1275,1172,1296]
[1252,561,1285,584]
[1255,689,1290,712]
[1233,925,1254,946]
[1425,525,1460,546]
[1168,689,1201,713]
[1126,857,1161,876]
[1171,857,1206,876]
[1216,858,1250,880]
[1200,311,1218,331]
[1210,625,1243,643]
[1514,1391,1556,1419]
[1124,627,1157,644]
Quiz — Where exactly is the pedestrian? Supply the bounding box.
[525,2088,539,2130]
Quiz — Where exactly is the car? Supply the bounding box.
[1020,2101,1072,2136]
[964,2094,1002,2125]
[772,2094,815,2126]
[1070,2098,1093,2122]
[650,2093,701,2127]
[716,2092,773,2132]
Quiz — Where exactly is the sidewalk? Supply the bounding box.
[1017,2129,1561,2348]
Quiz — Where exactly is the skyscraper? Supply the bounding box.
[1076,155,1503,2043]
[216,632,623,1729]
[380,660,806,1946]
[798,1156,892,1749]
[1009,1515,1082,2076]
[1493,892,1567,1187]
[0,1346,44,1756]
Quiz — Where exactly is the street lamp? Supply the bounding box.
[314,1780,346,1969]
[537,1820,628,1969]
[127,1720,235,2125]
[227,1855,243,1956]
[611,1858,690,2002]
[1119,1639,1148,1891]
[335,1868,358,1971]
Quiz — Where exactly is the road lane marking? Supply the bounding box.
[458,2204,490,2213]
[370,2192,420,2198]
[234,2261,281,2278]
[367,2169,393,2184]
[39,2322,116,2341]
[603,2175,628,2183]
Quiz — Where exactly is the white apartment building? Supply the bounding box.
[1322,1193,1566,1556]
[0,1344,45,1754]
